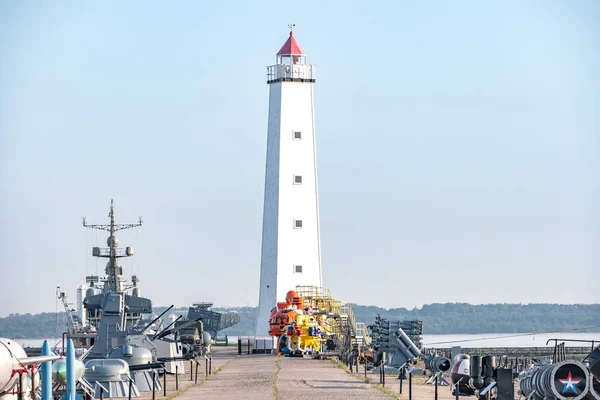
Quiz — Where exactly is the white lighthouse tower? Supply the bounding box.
[255,30,322,335]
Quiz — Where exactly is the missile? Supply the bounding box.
[52,359,84,384]
[0,338,60,397]
[41,340,52,400]
[60,340,83,400]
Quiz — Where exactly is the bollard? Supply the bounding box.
[409,372,412,400]
[190,360,193,381]
[382,364,385,387]
[163,368,167,397]
[238,338,242,355]
[205,357,208,376]
[152,370,156,400]
[247,339,251,355]
[175,364,179,390]
[210,356,212,375]
[195,360,199,384]
[128,377,132,400]
[364,357,367,379]
[435,374,438,400]
[100,386,104,400]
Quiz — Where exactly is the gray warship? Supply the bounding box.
[54,200,241,397]
[57,201,200,397]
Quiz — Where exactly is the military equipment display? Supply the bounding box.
[590,347,600,380]
[451,353,475,395]
[0,338,60,400]
[186,303,240,338]
[47,200,241,398]
[589,347,600,400]
[423,353,451,385]
[519,360,590,400]
[368,315,421,368]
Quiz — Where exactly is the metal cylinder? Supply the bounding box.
[470,355,482,377]
[395,328,421,358]
[469,355,484,390]
[520,360,590,400]
[587,375,600,400]
[589,348,600,381]
[482,356,496,378]
[587,348,600,400]
[426,356,452,373]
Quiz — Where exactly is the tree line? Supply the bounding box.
[2,303,598,339]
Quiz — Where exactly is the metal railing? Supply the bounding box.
[267,64,316,82]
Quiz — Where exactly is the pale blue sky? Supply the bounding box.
[0,1,598,317]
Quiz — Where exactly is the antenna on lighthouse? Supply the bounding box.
[288,23,295,33]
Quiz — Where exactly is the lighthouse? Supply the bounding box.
[255,30,322,336]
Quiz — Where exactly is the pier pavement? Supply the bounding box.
[135,347,460,399]
[174,348,395,399]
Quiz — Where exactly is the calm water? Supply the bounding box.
[17,332,600,349]
[421,332,600,348]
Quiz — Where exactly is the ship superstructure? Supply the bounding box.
[76,200,155,358]
[81,199,149,337]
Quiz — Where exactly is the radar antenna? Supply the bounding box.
[82,199,142,292]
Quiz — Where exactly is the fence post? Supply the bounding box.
[128,377,132,400]
[163,368,167,397]
[399,368,404,394]
[152,370,156,400]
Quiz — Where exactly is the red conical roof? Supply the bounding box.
[277,31,305,55]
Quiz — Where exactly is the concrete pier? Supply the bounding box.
[135,348,466,399]
[175,349,394,399]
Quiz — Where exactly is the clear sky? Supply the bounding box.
[1,1,598,317]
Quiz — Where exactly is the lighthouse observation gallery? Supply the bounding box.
[256,31,323,336]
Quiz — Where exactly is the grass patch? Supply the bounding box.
[372,383,402,399]
[272,355,281,400]
[331,357,402,399]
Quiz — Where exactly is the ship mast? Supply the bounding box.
[82,199,142,292]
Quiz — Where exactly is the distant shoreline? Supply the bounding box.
[3,303,599,338]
